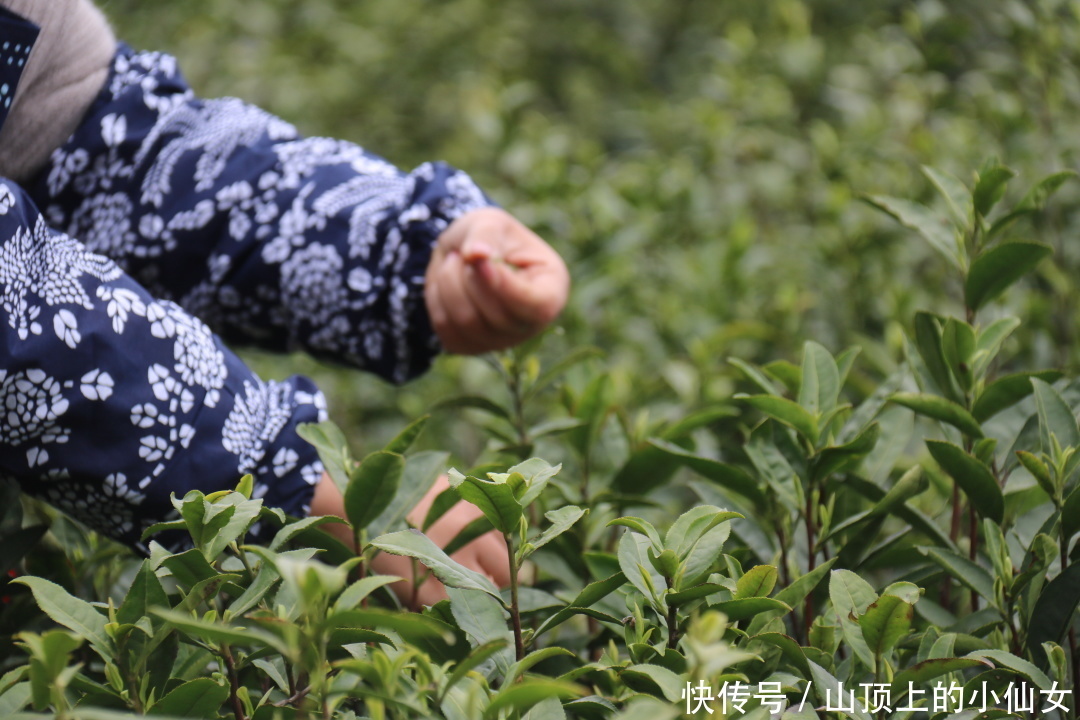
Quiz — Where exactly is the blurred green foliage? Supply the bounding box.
[104,0,1080,457]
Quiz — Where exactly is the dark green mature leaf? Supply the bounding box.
[507,647,576,683]
[914,311,962,403]
[446,586,514,675]
[921,547,996,603]
[965,242,1053,311]
[1026,563,1080,657]
[811,422,881,482]
[891,393,984,438]
[799,340,840,416]
[149,678,229,718]
[863,195,961,269]
[926,441,1004,522]
[434,395,512,421]
[13,577,112,655]
[346,451,405,531]
[664,505,740,559]
[647,438,766,508]
[483,680,583,719]
[533,572,627,638]
[711,597,790,621]
[383,415,429,455]
[161,548,220,590]
[368,450,448,537]
[152,609,289,655]
[371,530,502,600]
[973,165,1015,218]
[973,371,1063,422]
[447,470,522,535]
[941,318,977,393]
[442,516,496,556]
[611,407,735,495]
[441,639,511,700]
[752,632,811,677]
[737,394,819,443]
[620,665,684,702]
[747,558,838,636]
[117,560,170,626]
[890,657,993,695]
[1063,486,1080,544]
[988,170,1078,238]
[859,595,913,657]
[970,649,1053,690]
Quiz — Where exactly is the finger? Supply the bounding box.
[438,251,505,354]
[426,259,484,354]
[460,261,538,343]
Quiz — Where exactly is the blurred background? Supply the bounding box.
[102,0,1080,464]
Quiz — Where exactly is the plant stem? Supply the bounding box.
[505,533,524,661]
[804,487,817,641]
[667,602,680,650]
[221,644,248,720]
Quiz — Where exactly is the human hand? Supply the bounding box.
[310,472,509,608]
[425,207,570,355]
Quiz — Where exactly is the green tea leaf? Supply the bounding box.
[1026,563,1080,659]
[736,394,819,443]
[799,340,840,416]
[367,450,448,537]
[926,440,1004,522]
[973,165,1015,218]
[1032,378,1080,456]
[752,632,811,677]
[921,547,996,602]
[965,241,1053,311]
[829,569,877,618]
[711,597,790,621]
[13,577,112,656]
[346,451,405,531]
[152,609,289,655]
[890,657,993,695]
[941,318,977,393]
[533,573,627,639]
[371,529,501,600]
[117,560,170,627]
[333,575,402,612]
[890,393,984,438]
[735,565,778,599]
[973,371,1063,423]
[913,311,962,403]
[620,665,684,702]
[383,415,429,455]
[970,649,1053,690]
[149,678,229,718]
[647,438,766,508]
[859,595,913,657]
[864,194,961,268]
[922,166,972,227]
[527,506,587,555]
[507,647,576,683]
[484,680,583,719]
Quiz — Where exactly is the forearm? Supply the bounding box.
[28,47,495,383]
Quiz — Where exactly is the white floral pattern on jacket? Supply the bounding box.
[0,46,492,551]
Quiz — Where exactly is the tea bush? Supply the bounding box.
[2,1,1080,718]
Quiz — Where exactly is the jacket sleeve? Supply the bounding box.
[0,178,328,552]
[29,46,495,384]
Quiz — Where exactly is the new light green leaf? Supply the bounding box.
[296,421,351,492]
[922,165,973,230]
[527,506,587,556]
[735,565,778,599]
